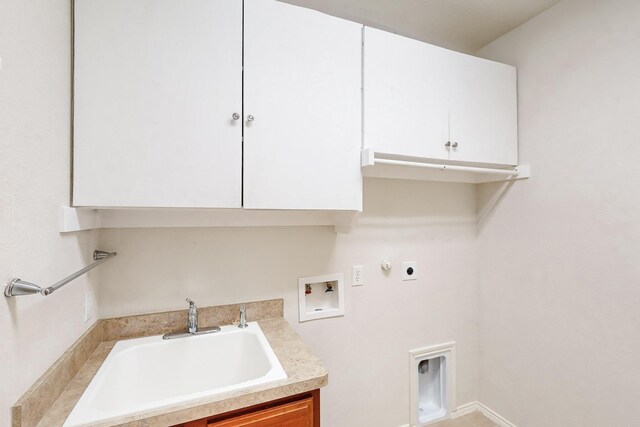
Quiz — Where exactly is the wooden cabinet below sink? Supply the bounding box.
[176,389,320,427]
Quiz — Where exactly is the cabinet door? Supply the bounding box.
[207,397,313,427]
[243,0,362,210]
[73,0,242,207]
[449,54,518,166]
[363,27,451,161]
[177,390,319,427]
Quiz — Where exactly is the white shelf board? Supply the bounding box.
[60,207,360,234]
[361,149,530,184]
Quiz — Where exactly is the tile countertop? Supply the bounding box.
[12,299,328,427]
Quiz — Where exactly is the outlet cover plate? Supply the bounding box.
[352,265,364,286]
[402,261,417,281]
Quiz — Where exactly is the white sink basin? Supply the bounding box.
[64,322,287,427]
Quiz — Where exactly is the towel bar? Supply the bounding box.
[4,250,117,297]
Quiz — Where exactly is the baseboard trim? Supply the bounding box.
[450,401,478,419]
[476,402,516,427]
[401,401,516,427]
[450,401,516,427]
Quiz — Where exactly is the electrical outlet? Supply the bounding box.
[402,261,417,281]
[352,265,364,286]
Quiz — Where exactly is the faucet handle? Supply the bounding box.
[186,298,198,334]
[238,305,248,329]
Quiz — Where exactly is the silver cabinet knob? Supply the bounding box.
[247,115,255,122]
[445,141,451,148]
[452,142,459,148]
[232,113,240,120]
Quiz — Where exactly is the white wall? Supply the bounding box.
[0,1,100,426]
[98,178,480,427]
[476,0,640,425]
[0,2,480,425]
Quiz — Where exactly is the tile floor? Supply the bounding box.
[431,412,499,427]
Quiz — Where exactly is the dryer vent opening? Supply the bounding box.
[418,356,446,422]
[410,342,455,426]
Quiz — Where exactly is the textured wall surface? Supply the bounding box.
[10,0,638,426]
[476,0,640,425]
[0,1,100,426]
[0,0,481,424]
[98,178,480,427]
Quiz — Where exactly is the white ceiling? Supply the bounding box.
[279,0,561,53]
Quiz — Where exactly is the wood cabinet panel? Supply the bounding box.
[208,397,312,426]
[177,390,320,427]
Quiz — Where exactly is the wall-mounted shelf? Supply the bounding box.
[361,149,530,184]
[59,207,360,234]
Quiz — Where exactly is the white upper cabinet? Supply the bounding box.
[73,0,243,207]
[243,0,362,210]
[363,27,518,167]
[449,53,518,166]
[73,0,519,215]
[73,0,362,211]
[364,27,451,161]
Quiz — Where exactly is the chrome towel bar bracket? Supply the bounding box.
[4,250,117,297]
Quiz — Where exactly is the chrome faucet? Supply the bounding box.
[162,298,221,339]
[187,298,198,333]
[238,305,248,328]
